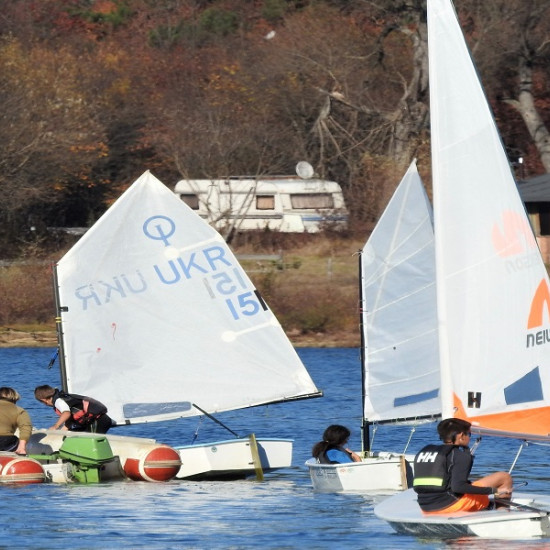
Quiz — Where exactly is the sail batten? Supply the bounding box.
[429,0,550,437]
[56,171,320,425]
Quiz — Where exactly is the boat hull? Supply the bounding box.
[28,430,181,483]
[306,452,413,493]
[175,438,293,480]
[375,489,550,539]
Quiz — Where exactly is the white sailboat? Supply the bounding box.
[375,0,550,538]
[306,160,440,492]
[37,170,321,481]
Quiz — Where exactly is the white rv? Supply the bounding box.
[173,174,348,233]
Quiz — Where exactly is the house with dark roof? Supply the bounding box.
[518,173,550,263]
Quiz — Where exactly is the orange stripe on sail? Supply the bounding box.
[453,393,550,436]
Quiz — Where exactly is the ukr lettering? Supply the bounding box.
[153,245,232,285]
[75,271,147,310]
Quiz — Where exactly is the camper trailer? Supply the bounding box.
[173,174,348,234]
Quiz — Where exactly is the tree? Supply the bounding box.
[455,0,550,175]
[0,37,106,255]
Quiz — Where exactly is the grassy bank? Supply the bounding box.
[0,232,365,348]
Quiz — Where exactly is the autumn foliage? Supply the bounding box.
[1,0,550,258]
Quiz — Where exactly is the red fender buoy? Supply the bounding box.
[123,445,181,482]
[0,454,46,484]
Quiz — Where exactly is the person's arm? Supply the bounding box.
[16,408,32,441]
[345,448,362,462]
[449,450,493,495]
[50,398,71,430]
[15,407,32,454]
[50,411,71,430]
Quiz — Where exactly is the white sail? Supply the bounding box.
[56,171,320,425]
[361,161,440,422]
[429,0,550,436]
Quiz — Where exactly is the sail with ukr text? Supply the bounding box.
[429,0,550,438]
[55,171,321,425]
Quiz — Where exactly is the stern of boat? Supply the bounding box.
[306,452,412,493]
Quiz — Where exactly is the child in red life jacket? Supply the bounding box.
[34,385,114,434]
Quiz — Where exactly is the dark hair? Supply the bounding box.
[312,424,351,459]
[437,418,471,443]
[34,385,56,401]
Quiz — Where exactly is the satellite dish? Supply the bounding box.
[296,161,314,179]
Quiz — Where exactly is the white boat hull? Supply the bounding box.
[306,452,413,493]
[175,438,293,480]
[375,489,550,539]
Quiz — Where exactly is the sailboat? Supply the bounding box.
[306,160,440,492]
[375,0,550,538]
[30,170,321,482]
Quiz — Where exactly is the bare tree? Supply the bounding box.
[456,0,550,174]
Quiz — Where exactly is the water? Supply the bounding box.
[2,347,550,549]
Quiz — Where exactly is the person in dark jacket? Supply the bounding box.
[311,424,362,464]
[34,385,113,434]
[413,418,513,513]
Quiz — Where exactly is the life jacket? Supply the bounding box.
[412,444,456,494]
[318,445,353,464]
[53,389,107,427]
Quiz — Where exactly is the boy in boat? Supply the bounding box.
[0,387,32,454]
[413,418,513,513]
[311,424,362,464]
[34,385,113,434]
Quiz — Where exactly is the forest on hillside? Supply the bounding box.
[2,0,550,257]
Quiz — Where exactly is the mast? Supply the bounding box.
[52,263,68,393]
[358,249,370,453]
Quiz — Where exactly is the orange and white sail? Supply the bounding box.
[428,0,550,438]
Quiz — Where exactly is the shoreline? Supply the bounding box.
[0,327,359,349]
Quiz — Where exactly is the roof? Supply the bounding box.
[517,173,550,202]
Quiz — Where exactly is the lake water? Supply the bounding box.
[3,347,550,549]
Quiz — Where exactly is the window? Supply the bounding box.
[180,194,199,210]
[256,195,275,210]
[290,193,334,209]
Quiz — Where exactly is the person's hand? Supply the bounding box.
[15,442,27,455]
[346,449,362,462]
[495,490,511,498]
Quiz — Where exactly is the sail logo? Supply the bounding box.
[492,211,538,273]
[526,279,550,348]
[143,215,176,246]
[492,210,536,257]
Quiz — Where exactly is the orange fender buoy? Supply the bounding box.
[0,454,46,485]
[123,445,181,482]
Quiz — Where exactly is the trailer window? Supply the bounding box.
[180,194,200,210]
[290,193,334,209]
[256,195,275,210]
